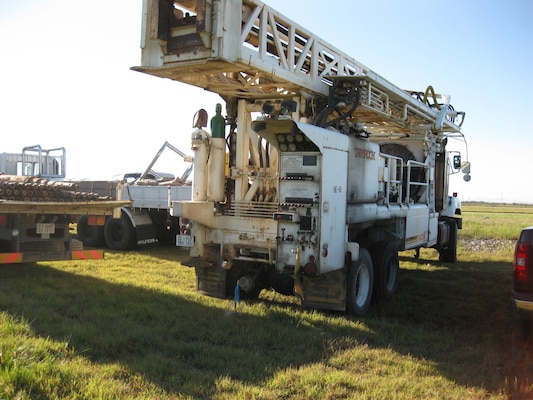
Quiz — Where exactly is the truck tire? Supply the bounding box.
[77,215,105,247]
[439,219,457,263]
[104,213,137,251]
[371,241,399,301]
[346,248,374,316]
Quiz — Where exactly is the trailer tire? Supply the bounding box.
[347,248,374,317]
[77,215,106,247]
[104,213,137,251]
[439,219,457,263]
[371,241,399,301]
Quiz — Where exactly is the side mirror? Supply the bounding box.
[461,161,471,182]
[453,155,461,170]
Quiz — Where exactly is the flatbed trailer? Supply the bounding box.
[0,200,127,215]
[0,177,130,264]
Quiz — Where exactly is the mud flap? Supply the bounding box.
[195,266,227,298]
[301,268,347,311]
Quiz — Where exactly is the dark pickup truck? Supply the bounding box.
[512,226,533,333]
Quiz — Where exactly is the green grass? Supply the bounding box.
[1,205,532,399]
[461,203,533,240]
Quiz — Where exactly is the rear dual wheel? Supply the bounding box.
[346,242,400,316]
[371,241,399,301]
[104,213,137,250]
[347,248,374,317]
[77,215,105,247]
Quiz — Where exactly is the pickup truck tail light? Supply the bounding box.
[514,228,533,292]
[514,242,530,282]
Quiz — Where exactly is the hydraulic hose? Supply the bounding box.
[423,85,441,110]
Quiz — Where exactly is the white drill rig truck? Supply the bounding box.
[133,0,471,315]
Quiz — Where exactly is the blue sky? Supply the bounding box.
[1,0,532,203]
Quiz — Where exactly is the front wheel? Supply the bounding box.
[346,248,374,317]
[439,219,457,263]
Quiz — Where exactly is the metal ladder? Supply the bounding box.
[135,0,464,134]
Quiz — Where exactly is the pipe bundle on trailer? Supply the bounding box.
[0,175,113,202]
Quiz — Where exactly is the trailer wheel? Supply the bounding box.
[104,213,137,251]
[439,219,457,263]
[77,215,105,247]
[371,241,399,301]
[347,248,374,317]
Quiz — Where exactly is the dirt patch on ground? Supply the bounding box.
[459,238,515,253]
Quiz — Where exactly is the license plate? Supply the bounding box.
[36,223,56,235]
[176,234,193,247]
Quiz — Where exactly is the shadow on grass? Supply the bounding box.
[0,254,531,398]
[366,254,532,394]
[0,262,350,398]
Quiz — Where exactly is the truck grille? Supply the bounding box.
[221,201,278,218]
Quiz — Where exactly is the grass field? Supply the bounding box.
[0,204,532,399]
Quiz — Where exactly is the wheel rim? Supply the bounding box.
[385,258,398,292]
[355,264,371,306]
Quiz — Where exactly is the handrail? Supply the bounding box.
[134,0,465,134]
[380,154,403,205]
[405,160,429,204]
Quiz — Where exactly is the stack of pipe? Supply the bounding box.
[0,175,113,202]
